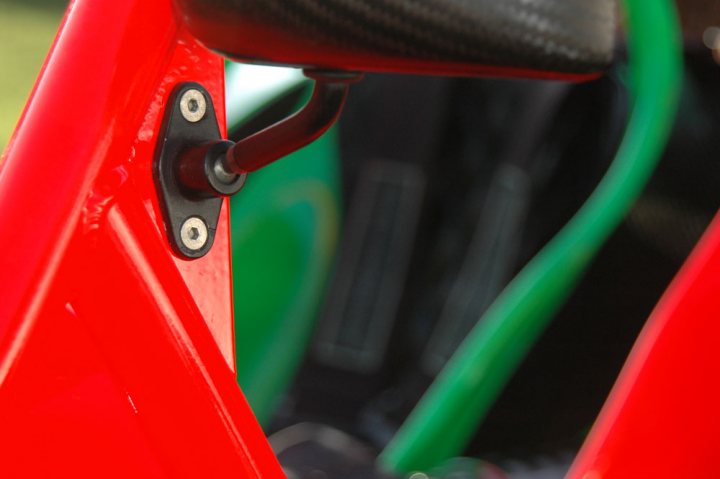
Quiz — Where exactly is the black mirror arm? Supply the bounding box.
[221,70,361,175]
[175,70,361,198]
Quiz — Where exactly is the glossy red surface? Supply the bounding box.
[0,0,282,476]
[568,212,720,478]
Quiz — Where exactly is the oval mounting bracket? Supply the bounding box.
[153,82,231,259]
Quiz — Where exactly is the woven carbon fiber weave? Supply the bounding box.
[178,0,615,78]
[248,0,613,72]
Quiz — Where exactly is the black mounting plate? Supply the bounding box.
[153,82,223,259]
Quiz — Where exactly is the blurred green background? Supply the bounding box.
[0,0,66,152]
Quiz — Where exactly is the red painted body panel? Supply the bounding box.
[569,212,720,478]
[0,0,282,476]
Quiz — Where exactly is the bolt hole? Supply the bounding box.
[188,227,200,240]
[188,98,199,113]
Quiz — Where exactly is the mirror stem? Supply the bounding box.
[220,70,361,175]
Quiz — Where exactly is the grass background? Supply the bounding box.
[0,0,66,152]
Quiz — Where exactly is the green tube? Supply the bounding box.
[379,0,683,473]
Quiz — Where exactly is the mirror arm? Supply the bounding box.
[221,70,361,176]
[174,71,360,200]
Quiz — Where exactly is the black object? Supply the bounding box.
[153,82,238,259]
[176,0,616,77]
[219,71,360,175]
[313,159,426,373]
[177,139,247,197]
[270,423,396,479]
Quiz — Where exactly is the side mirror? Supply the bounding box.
[174,0,616,79]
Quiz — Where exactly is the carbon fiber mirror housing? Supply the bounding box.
[174,0,617,79]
